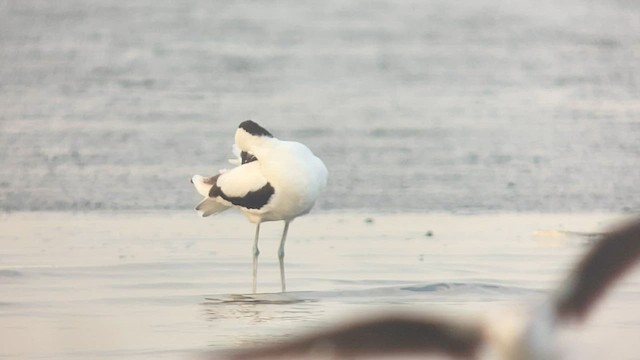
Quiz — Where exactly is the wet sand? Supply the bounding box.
[1,211,639,359]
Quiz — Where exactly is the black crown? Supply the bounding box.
[239,120,273,137]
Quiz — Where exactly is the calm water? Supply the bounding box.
[1,1,640,359]
[1,212,640,359]
[0,0,639,212]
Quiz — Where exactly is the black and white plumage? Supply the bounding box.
[191,120,328,293]
[221,217,640,360]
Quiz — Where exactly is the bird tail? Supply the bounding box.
[191,174,230,217]
[191,174,217,197]
[195,197,230,217]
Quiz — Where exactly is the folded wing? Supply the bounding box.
[192,161,274,215]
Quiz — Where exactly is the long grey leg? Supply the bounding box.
[252,222,261,294]
[278,221,291,293]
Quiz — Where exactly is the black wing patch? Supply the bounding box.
[210,181,275,210]
[241,151,257,164]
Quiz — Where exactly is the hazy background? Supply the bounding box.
[1,0,639,213]
[2,3,640,359]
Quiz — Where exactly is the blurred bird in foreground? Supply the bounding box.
[218,217,640,360]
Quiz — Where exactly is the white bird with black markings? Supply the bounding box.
[191,120,328,293]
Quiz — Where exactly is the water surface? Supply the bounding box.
[1,212,639,359]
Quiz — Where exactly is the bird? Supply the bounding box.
[191,120,328,294]
[221,217,640,360]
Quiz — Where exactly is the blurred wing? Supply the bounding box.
[555,217,640,321]
[223,315,483,360]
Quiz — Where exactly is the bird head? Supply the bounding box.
[235,120,274,153]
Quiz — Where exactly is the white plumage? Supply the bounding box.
[191,120,327,293]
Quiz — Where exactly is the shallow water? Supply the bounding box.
[1,212,639,359]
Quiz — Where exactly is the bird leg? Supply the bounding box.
[278,221,291,293]
[252,222,261,294]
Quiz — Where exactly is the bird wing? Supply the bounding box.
[223,315,483,360]
[554,217,640,322]
[216,161,268,195]
[209,162,274,210]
